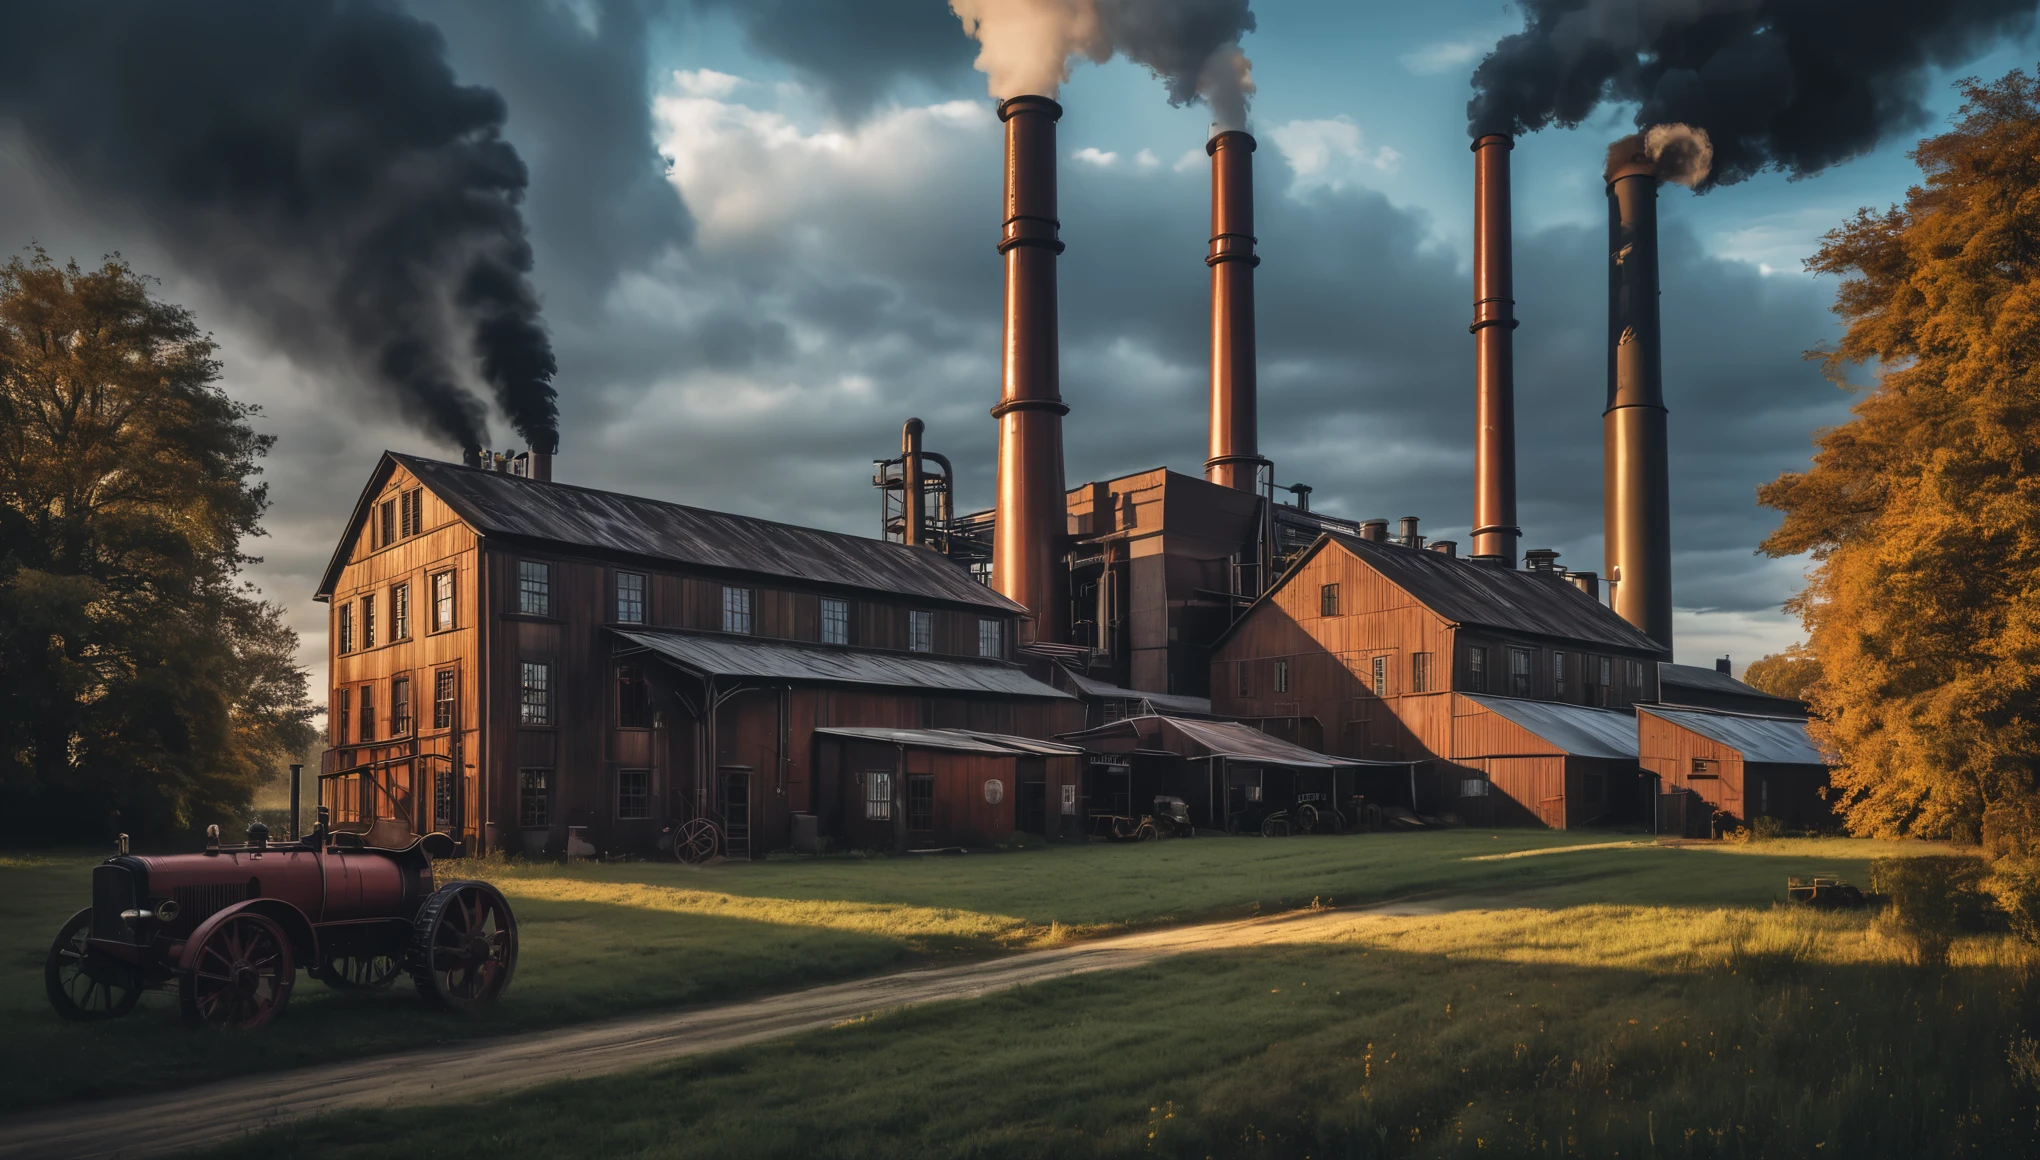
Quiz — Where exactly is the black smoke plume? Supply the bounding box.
[0,0,557,453]
[1469,0,2037,186]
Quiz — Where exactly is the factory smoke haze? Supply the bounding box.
[949,0,1257,129]
[1469,0,2036,186]
[0,0,558,454]
[1606,124,1714,188]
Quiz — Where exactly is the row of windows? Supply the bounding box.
[338,571,455,655]
[335,670,458,743]
[1236,647,1646,701]
[517,767,652,828]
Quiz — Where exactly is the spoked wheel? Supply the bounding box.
[45,908,145,1022]
[674,818,720,864]
[409,881,518,1017]
[321,949,403,991]
[1260,812,1292,838]
[180,912,295,1029]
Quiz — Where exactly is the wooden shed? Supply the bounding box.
[1638,706,1831,834]
[811,727,1084,849]
[1451,695,1648,829]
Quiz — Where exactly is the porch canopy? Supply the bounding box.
[1060,714,1399,769]
[813,726,1083,756]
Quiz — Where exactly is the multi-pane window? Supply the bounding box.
[517,560,551,616]
[1554,651,1569,698]
[400,489,422,537]
[978,618,1003,659]
[1275,659,1290,693]
[390,582,410,640]
[821,598,850,645]
[1511,648,1532,697]
[520,661,553,726]
[362,594,377,649]
[336,688,351,743]
[519,768,551,828]
[1320,583,1341,617]
[338,604,354,654]
[1371,655,1387,697]
[391,676,412,735]
[722,586,753,634]
[433,669,456,730]
[431,571,455,631]
[1411,652,1431,694]
[378,498,397,547]
[1467,647,1488,693]
[615,572,646,624]
[617,770,650,820]
[358,684,376,742]
[864,770,894,821]
[909,610,934,653]
[617,663,652,728]
[907,775,934,832]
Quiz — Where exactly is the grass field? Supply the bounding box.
[8,831,2030,1155]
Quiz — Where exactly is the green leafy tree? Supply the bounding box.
[1759,70,2040,847]
[0,249,314,839]
[1743,644,1821,704]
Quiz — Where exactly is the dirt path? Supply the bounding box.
[0,896,1467,1160]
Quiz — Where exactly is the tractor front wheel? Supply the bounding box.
[45,909,145,1022]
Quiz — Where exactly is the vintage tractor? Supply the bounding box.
[44,810,517,1029]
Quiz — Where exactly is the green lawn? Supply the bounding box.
[0,832,1971,1126]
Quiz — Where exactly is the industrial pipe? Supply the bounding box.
[1206,130,1267,492]
[1606,154,1673,653]
[901,418,926,547]
[1470,134,1520,567]
[991,95,1071,645]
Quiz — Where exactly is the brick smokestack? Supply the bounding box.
[1205,130,1265,492]
[991,95,1070,645]
[1470,134,1520,567]
[1606,153,1673,653]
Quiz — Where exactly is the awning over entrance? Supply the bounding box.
[1462,695,1639,759]
[812,727,1084,756]
[609,627,1074,700]
[1059,714,1399,769]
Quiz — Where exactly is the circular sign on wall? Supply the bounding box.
[983,779,1005,805]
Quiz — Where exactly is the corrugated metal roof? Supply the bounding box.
[1659,663,1804,707]
[610,627,1072,700]
[376,453,1018,613]
[811,727,1078,756]
[945,730,1086,755]
[1463,695,1640,759]
[1058,668,1216,717]
[1060,714,1403,769]
[1327,533,1665,653]
[1639,706,1826,765]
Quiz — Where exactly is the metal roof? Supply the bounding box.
[1058,668,1217,717]
[1325,533,1665,653]
[610,627,1072,700]
[1462,695,1640,760]
[1060,714,1402,769]
[1639,706,1827,765]
[1659,663,1805,707]
[320,453,1020,612]
[812,727,1083,756]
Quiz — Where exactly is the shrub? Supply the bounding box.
[1869,856,1989,967]
[1751,815,1788,841]
[1984,856,2040,947]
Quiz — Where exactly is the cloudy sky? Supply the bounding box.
[4,0,2034,703]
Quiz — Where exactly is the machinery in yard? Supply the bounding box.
[1091,796,1198,842]
[43,809,517,1029]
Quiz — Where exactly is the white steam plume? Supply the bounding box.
[1606,123,1714,188]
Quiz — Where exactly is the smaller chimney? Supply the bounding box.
[1568,571,1601,599]
[462,447,483,469]
[1398,516,1422,549]
[1524,548,1561,574]
[1429,540,1458,558]
[530,440,555,483]
[901,418,926,548]
[1359,519,1389,542]
[1715,655,1732,675]
[1285,483,1312,512]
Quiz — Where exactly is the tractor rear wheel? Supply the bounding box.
[45,909,144,1022]
[408,881,518,1017]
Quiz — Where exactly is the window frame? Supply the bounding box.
[1371,654,1387,698]
[616,769,651,820]
[358,683,376,743]
[517,560,552,617]
[821,597,851,646]
[1467,646,1488,694]
[1553,650,1568,698]
[863,770,895,821]
[430,570,456,632]
[432,669,456,731]
[908,610,934,654]
[519,660,554,727]
[1320,583,1341,617]
[391,675,412,735]
[1275,658,1290,694]
[400,489,422,538]
[977,618,1003,660]
[378,498,397,548]
[1411,651,1431,694]
[336,688,351,743]
[362,594,376,649]
[519,767,552,828]
[907,774,935,832]
[722,585,754,635]
[614,571,646,625]
[616,663,652,729]
[1510,647,1533,698]
[337,603,354,655]
[390,582,410,641]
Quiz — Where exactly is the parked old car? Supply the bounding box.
[44,810,517,1029]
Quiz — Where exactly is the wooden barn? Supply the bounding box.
[1451,696,1647,829]
[811,727,1084,848]
[1208,529,1666,828]
[1638,706,1832,835]
[316,452,1082,858]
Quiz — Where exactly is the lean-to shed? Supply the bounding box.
[1638,706,1830,834]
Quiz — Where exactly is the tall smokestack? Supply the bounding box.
[991,95,1070,645]
[1470,134,1520,567]
[901,418,926,548]
[1606,151,1673,653]
[1206,129,1265,492]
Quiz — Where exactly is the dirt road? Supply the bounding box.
[0,897,1459,1160]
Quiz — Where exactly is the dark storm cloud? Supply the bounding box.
[0,0,558,452]
[698,0,978,116]
[1468,0,2036,186]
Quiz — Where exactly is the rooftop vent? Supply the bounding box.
[1524,548,1562,573]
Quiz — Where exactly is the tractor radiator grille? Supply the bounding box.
[171,883,246,936]
[91,864,140,943]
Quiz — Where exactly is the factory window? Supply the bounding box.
[821,598,851,645]
[1460,779,1490,798]
[336,688,351,743]
[1275,659,1290,694]
[517,560,551,616]
[908,775,935,832]
[431,570,456,631]
[358,684,376,743]
[520,661,553,727]
[390,582,410,640]
[338,603,354,654]
[617,770,650,820]
[1411,652,1431,694]
[1238,661,1251,698]
[1690,758,1720,780]
[863,770,894,821]
[616,663,652,728]
[1371,655,1387,698]
[1320,583,1341,617]
[1626,659,1645,689]
[1600,656,1613,691]
[391,676,412,735]
[722,586,754,635]
[615,572,645,624]
[400,489,422,538]
[362,594,377,649]
[1510,648,1532,698]
[978,618,1003,659]
[1466,647,1488,693]
[378,498,397,547]
[433,669,456,730]
[909,610,934,653]
[519,768,551,829]
[1554,651,1569,698]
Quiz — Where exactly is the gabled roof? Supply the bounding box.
[1658,663,1807,715]
[1058,714,1406,769]
[610,627,1071,700]
[317,452,1020,613]
[1462,695,1640,760]
[1639,706,1826,766]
